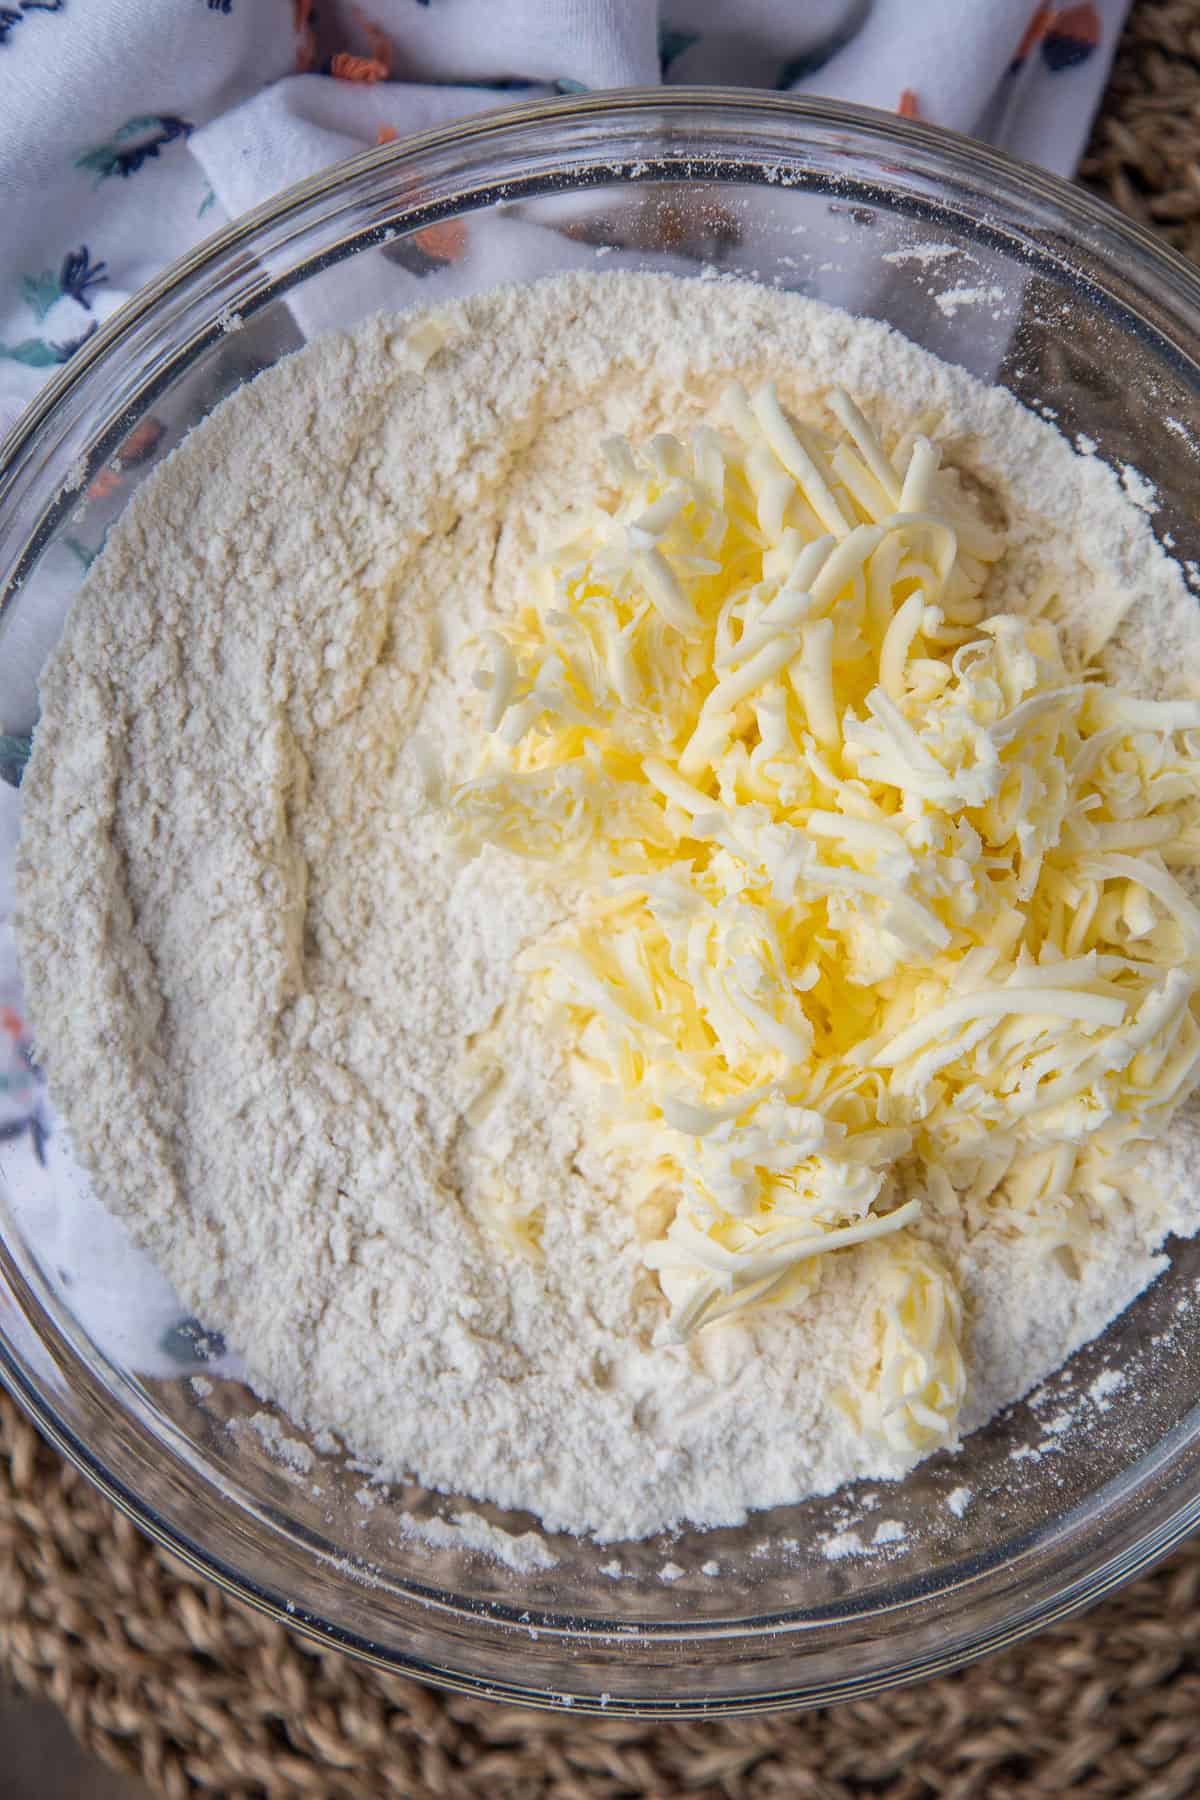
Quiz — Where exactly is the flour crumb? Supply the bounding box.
[946,1485,972,1519]
[934,284,1005,318]
[599,1560,625,1579]
[659,1561,685,1582]
[242,1413,315,1476]
[871,1520,906,1547]
[190,1375,212,1398]
[1165,416,1200,453]
[1120,463,1158,513]
[821,1529,866,1561]
[882,242,965,267]
[701,1559,720,1576]
[397,1511,559,1572]
[1088,1370,1125,1412]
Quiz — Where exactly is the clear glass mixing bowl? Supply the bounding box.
[4,92,1200,1717]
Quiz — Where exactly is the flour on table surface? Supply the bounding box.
[16,270,1200,1540]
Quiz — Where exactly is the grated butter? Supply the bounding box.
[451,377,1200,1457]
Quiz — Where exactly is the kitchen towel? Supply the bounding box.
[0,0,1127,445]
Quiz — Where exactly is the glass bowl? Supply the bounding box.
[4,92,1200,1718]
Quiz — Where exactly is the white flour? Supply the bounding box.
[396,1510,559,1573]
[16,271,1200,1540]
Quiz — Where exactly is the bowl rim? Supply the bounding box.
[6,85,1200,1715]
[7,84,1200,498]
[7,1337,1199,1719]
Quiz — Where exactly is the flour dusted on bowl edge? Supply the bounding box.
[15,272,1200,1541]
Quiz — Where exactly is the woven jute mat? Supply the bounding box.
[1080,0,1200,260]
[5,1391,1200,1799]
[7,5,1200,1796]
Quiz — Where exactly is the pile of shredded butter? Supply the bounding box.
[451,379,1200,1456]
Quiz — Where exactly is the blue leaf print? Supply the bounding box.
[1043,5,1101,72]
[0,1114,45,1162]
[777,0,871,88]
[161,1317,227,1363]
[1,247,105,368]
[63,535,97,572]
[0,337,62,368]
[0,0,63,45]
[0,320,98,365]
[75,115,194,187]
[20,268,60,322]
[0,1005,47,1153]
[0,733,32,788]
[206,0,233,11]
[59,245,107,309]
[49,320,98,360]
[658,25,699,77]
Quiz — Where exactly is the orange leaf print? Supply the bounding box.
[897,89,921,120]
[411,218,467,262]
[1014,3,1053,66]
[87,467,121,502]
[377,126,399,146]
[331,52,388,84]
[1056,2,1101,46]
[116,416,164,469]
[352,6,393,76]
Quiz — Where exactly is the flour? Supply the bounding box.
[880,242,965,268]
[16,271,1200,1541]
[242,1413,315,1477]
[819,1517,906,1562]
[396,1510,559,1573]
[1120,463,1159,514]
[820,1528,866,1562]
[934,284,1006,318]
[871,1520,906,1547]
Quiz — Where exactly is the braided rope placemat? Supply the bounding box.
[6,5,1200,1795]
[5,1390,1200,1800]
[1080,0,1200,259]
